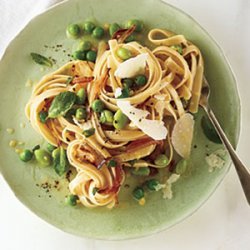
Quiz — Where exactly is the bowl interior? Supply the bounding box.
[0,0,240,240]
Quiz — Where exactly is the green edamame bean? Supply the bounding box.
[132,187,144,200]
[75,107,87,120]
[113,110,128,129]
[109,23,120,36]
[66,24,81,38]
[154,154,169,167]
[84,21,95,33]
[92,26,104,39]
[100,110,114,124]
[65,194,78,206]
[125,19,144,32]
[72,50,86,60]
[76,88,86,104]
[47,143,56,153]
[131,167,150,176]
[145,179,160,191]
[34,149,52,166]
[78,40,91,51]
[39,110,48,123]
[175,159,187,175]
[116,47,132,60]
[86,50,97,62]
[19,149,33,162]
[91,99,104,112]
[134,75,147,87]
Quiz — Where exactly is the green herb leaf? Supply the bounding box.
[53,146,69,176]
[201,116,222,144]
[83,127,95,137]
[170,45,183,55]
[39,110,48,123]
[48,91,77,118]
[64,106,77,122]
[92,187,99,195]
[108,159,117,167]
[32,145,40,152]
[30,53,53,67]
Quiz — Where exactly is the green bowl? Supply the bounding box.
[0,0,240,240]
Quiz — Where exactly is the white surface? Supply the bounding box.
[0,0,250,249]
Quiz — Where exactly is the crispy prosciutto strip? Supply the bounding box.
[72,76,94,84]
[112,25,136,43]
[126,137,162,153]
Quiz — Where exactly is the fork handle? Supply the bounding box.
[204,107,250,205]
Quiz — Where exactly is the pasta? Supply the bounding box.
[26,27,204,208]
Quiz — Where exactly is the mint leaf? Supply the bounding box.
[48,91,76,118]
[30,53,53,67]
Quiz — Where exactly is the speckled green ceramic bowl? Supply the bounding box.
[0,0,240,240]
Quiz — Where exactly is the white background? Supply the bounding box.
[0,0,250,249]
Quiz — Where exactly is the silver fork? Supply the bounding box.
[199,77,250,205]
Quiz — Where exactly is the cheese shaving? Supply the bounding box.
[154,94,166,101]
[114,53,148,78]
[116,100,168,140]
[171,113,194,159]
[205,149,227,172]
[162,173,180,199]
[114,88,122,98]
[73,118,92,130]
